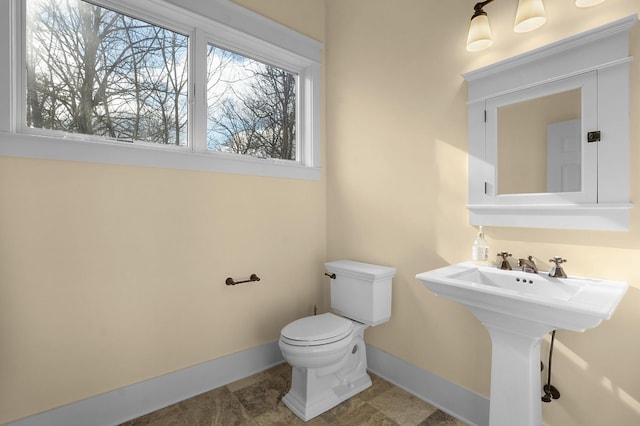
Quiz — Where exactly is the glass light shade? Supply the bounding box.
[514,0,546,33]
[575,0,606,7]
[467,14,493,52]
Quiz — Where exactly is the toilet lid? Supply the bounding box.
[281,313,354,345]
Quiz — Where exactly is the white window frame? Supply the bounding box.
[0,0,322,180]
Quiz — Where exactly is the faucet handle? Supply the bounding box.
[497,251,512,260]
[549,257,567,266]
[548,257,567,278]
[497,251,512,270]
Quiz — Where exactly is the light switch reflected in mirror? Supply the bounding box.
[497,89,581,195]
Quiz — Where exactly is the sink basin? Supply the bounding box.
[417,262,627,332]
[416,262,628,426]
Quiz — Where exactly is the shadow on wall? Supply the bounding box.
[540,286,640,425]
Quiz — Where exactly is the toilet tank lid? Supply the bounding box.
[324,260,396,280]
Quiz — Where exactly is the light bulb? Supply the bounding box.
[514,0,546,33]
[467,14,493,52]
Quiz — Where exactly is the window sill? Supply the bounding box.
[0,132,321,180]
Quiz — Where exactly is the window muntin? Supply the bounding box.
[25,0,189,146]
[206,44,297,161]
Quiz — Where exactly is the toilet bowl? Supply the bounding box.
[279,260,396,421]
[280,313,356,368]
[279,313,370,421]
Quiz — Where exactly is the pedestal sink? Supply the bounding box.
[416,262,628,426]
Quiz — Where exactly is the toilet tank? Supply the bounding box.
[325,260,396,326]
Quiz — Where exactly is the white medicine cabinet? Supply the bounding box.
[463,15,636,231]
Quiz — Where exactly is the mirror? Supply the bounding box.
[497,89,581,195]
[462,15,634,230]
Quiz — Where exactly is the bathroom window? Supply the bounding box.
[0,0,322,179]
[25,0,190,147]
[206,44,298,162]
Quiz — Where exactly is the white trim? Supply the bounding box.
[0,133,321,180]
[467,204,632,231]
[465,57,633,106]
[366,345,490,426]
[462,14,637,84]
[5,342,285,426]
[160,0,322,63]
[5,342,491,426]
[1,0,323,180]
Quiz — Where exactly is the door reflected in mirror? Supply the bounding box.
[497,89,581,195]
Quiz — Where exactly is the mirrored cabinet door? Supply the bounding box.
[484,71,597,205]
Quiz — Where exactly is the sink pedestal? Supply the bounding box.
[470,306,554,426]
[417,262,628,426]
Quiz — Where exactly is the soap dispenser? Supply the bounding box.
[472,226,489,263]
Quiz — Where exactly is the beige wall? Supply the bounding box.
[0,1,327,423]
[326,1,640,425]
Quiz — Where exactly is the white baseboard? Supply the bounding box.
[6,342,489,426]
[5,342,285,426]
[366,345,490,426]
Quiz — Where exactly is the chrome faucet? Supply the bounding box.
[497,251,512,270]
[518,256,538,273]
[548,257,567,278]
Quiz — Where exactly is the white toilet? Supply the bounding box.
[278,260,396,421]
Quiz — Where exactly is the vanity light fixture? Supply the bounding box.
[467,0,606,52]
[466,0,495,52]
[514,0,546,33]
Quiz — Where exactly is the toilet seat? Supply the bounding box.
[281,313,354,346]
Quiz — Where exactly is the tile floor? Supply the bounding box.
[119,363,468,425]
